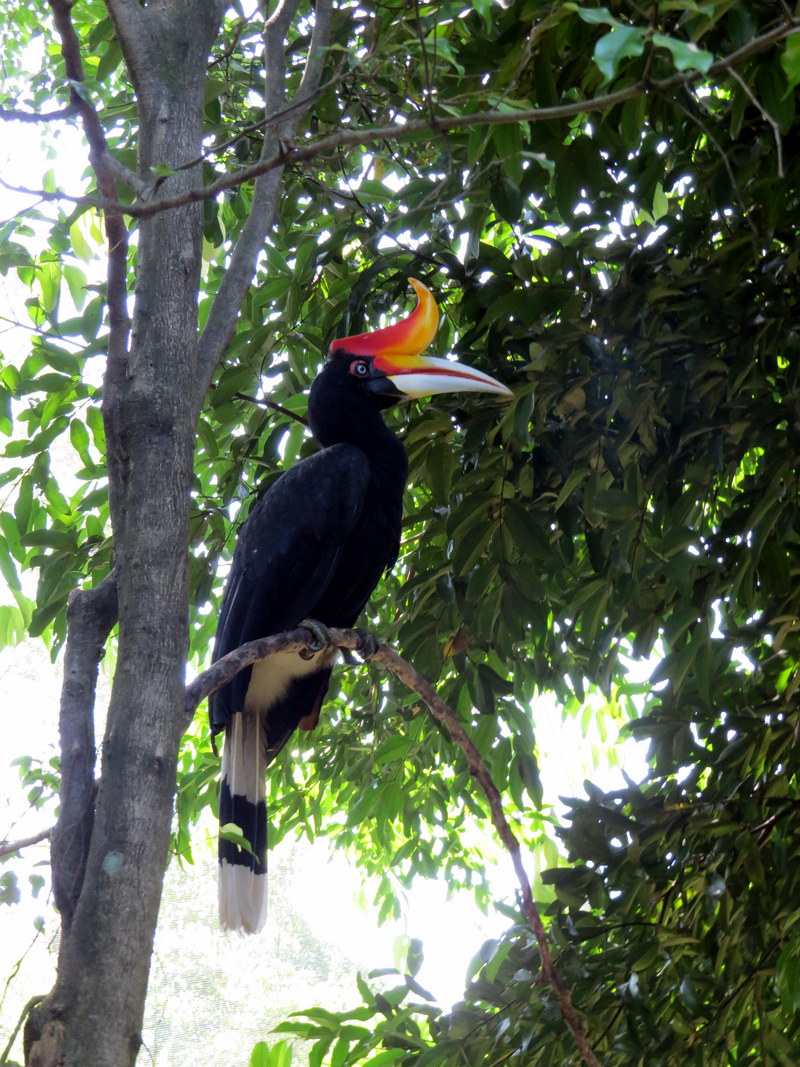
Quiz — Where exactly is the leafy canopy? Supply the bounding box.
[1,0,800,1064]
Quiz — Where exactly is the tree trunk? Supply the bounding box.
[27,5,223,1065]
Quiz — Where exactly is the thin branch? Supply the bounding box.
[689,940,780,1044]
[0,827,52,861]
[194,0,333,411]
[413,0,436,125]
[0,994,45,1066]
[51,572,118,926]
[45,0,131,415]
[671,92,758,239]
[101,0,147,95]
[0,174,61,202]
[753,799,800,842]
[297,0,333,103]
[0,314,86,348]
[208,16,247,69]
[47,0,141,196]
[0,104,77,123]
[173,66,343,174]
[46,0,133,555]
[47,12,800,221]
[724,63,784,178]
[185,626,602,1067]
[232,392,310,427]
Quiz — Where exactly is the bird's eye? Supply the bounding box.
[350,359,370,377]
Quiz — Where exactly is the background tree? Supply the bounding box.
[1,1,800,1065]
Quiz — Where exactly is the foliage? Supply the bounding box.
[2,0,800,1064]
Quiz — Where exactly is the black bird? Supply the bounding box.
[210,279,511,933]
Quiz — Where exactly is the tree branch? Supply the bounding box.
[23,13,795,224]
[185,626,602,1067]
[724,63,784,178]
[47,0,142,196]
[232,392,309,427]
[101,0,147,95]
[671,91,758,240]
[0,104,77,122]
[173,67,342,175]
[1,994,45,1066]
[194,0,333,412]
[0,827,52,861]
[47,1,132,549]
[51,573,118,926]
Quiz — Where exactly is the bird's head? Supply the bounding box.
[326,278,512,407]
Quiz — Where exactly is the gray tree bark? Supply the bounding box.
[28,4,224,1065]
[24,3,332,1064]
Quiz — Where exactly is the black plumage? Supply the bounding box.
[210,352,408,933]
[209,278,510,933]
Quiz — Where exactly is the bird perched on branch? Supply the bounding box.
[210,278,511,933]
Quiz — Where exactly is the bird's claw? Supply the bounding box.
[298,618,331,658]
[354,627,378,661]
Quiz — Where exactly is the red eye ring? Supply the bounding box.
[350,359,370,377]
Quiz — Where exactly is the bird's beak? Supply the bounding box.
[330,278,512,399]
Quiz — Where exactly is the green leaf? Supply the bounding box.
[491,173,523,225]
[652,33,714,73]
[777,940,800,1014]
[554,468,591,510]
[502,503,551,560]
[20,530,77,551]
[593,25,645,81]
[781,32,800,93]
[63,264,88,310]
[406,938,424,978]
[248,1042,271,1067]
[567,4,620,27]
[70,419,92,463]
[451,520,494,576]
[0,871,20,905]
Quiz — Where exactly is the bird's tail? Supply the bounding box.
[218,712,268,934]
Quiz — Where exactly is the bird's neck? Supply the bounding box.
[318,409,408,489]
[308,372,408,485]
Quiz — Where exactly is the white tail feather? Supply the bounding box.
[218,713,267,934]
[218,860,267,935]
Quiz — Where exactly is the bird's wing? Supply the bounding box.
[209,443,371,733]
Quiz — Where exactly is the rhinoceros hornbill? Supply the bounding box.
[209,278,510,933]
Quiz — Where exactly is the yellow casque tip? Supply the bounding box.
[329,277,440,359]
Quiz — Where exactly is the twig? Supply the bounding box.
[232,392,310,427]
[0,104,77,123]
[671,92,758,240]
[724,63,784,178]
[208,16,246,70]
[185,627,603,1067]
[173,67,343,174]
[0,994,45,1065]
[0,827,52,861]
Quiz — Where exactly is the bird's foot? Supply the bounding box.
[340,628,378,664]
[298,618,331,658]
[354,627,379,661]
